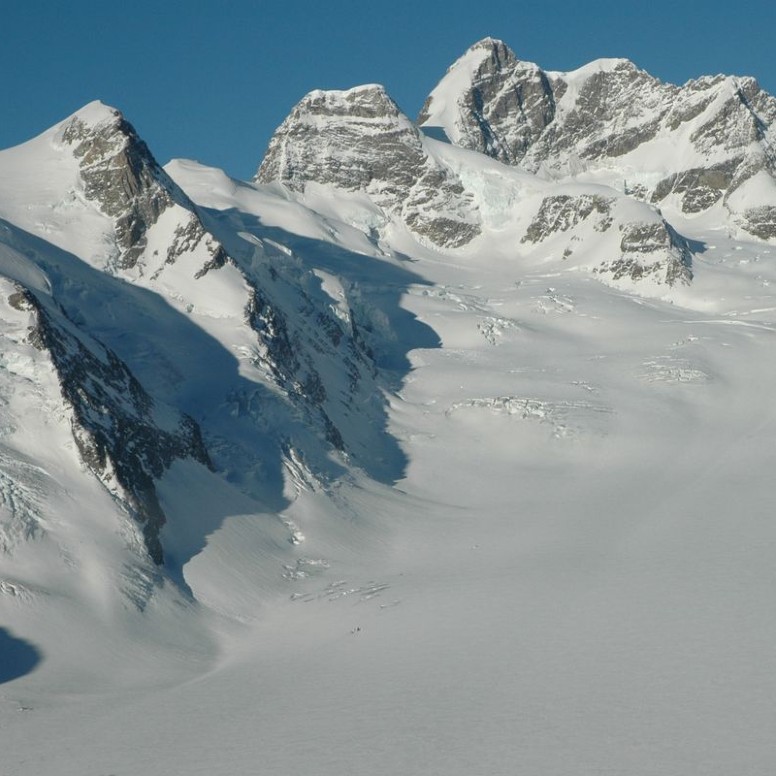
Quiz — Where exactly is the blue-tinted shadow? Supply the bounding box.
[0,627,42,685]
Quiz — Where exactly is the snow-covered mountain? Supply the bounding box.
[3,40,776,776]
[257,84,482,248]
[419,37,776,239]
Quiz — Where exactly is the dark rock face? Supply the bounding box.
[244,254,374,459]
[418,38,556,165]
[651,159,740,213]
[521,192,692,286]
[20,288,211,564]
[165,212,231,279]
[688,77,773,152]
[521,194,614,243]
[60,105,236,279]
[60,107,193,269]
[256,85,481,248]
[248,289,346,451]
[626,221,692,279]
[736,206,776,240]
[420,39,776,240]
[600,221,693,286]
[534,60,671,163]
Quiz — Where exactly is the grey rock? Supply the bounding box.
[521,192,692,286]
[421,39,776,238]
[418,38,556,165]
[521,194,614,243]
[599,221,693,286]
[256,85,481,248]
[243,253,373,458]
[61,105,232,273]
[20,287,211,564]
[163,212,231,279]
[61,108,186,268]
[735,206,776,240]
[651,158,741,212]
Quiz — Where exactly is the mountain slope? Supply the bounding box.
[419,38,776,240]
[257,84,482,248]
[3,46,776,776]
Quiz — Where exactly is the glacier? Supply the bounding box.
[2,38,776,776]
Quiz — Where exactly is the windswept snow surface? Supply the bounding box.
[3,150,776,776]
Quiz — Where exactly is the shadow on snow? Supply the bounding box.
[198,205,441,483]
[0,214,440,585]
[0,627,42,685]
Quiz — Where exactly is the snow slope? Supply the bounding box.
[3,62,776,775]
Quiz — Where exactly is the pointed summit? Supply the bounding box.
[418,38,554,164]
[61,99,124,131]
[58,101,194,268]
[58,100,161,174]
[465,37,519,65]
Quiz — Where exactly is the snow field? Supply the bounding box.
[2,94,776,774]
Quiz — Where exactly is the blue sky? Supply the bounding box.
[3,1,774,179]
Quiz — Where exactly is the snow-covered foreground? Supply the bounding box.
[3,178,776,773]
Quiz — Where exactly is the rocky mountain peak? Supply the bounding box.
[256,84,415,192]
[465,37,519,70]
[418,38,554,165]
[420,39,776,241]
[303,83,407,121]
[256,86,481,248]
[58,102,192,269]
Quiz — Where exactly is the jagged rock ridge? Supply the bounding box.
[256,85,481,248]
[419,38,776,239]
[10,286,211,564]
[57,102,233,276]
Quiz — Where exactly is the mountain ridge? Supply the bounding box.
[2,38,775,579]
[1,36,776,712]
[418,37,776,240]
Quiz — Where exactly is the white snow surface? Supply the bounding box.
[1,104,776,776]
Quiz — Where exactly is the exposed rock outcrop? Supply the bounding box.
[17,287,211,564]
[420,39,776,240]
[418,37,556,165]
[521,191,692,286]
[59,103,185,268]
[256,85,481,248]
[58,102,233,274]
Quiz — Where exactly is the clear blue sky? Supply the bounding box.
[3,0,774,180]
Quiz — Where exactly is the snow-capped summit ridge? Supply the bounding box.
[418,38,553,166]
[307,83,392,99]
[419,38,776,240]
[256,84,482,248]
[470,36,508,50]
[56,99,122,133]
[267,83,412,129]
[466,36,518,62]
[558,57,642,81]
